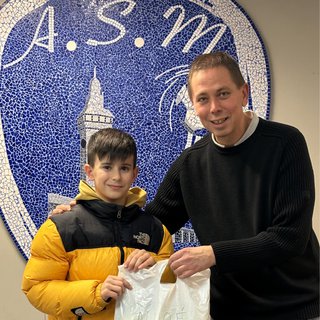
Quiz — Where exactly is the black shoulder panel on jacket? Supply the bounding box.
[50,205,115,252]
[50,204,164,253]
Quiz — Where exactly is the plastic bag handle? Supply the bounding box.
[153,259,170,279]
[118,259,170,283]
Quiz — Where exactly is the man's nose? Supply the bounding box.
[210,99,220,113]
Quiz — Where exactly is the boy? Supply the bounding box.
[22,128,173,320]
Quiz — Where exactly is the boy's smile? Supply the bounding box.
[84,155,138,206]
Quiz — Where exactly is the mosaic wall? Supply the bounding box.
[0,0,271,260]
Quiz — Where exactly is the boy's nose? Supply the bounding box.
[111,170,121,180]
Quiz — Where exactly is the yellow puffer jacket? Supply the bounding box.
[22,181,174,319]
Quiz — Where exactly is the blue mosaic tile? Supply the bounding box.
[0,0,271,259]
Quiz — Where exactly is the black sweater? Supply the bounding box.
[146,118,319,320]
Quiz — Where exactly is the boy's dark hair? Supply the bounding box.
[187,51,245,99]
[87,128,137,167]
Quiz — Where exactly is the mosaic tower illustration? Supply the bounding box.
[48,69,114,211]
[77,67,114,183]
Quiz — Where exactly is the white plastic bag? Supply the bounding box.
[114,259,211,320]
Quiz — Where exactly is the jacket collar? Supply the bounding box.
[74,180,147,223]
[75,180,147,207]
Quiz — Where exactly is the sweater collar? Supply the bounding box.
[211,111,259,148]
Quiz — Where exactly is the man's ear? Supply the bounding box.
[242,83,249,106]
[84,164,94,180]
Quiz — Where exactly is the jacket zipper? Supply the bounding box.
[116,209,125,264]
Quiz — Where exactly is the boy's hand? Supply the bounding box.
[101,275,132,302]
[49,200,76,216]
[124,249,156,271]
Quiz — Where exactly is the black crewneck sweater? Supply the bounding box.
[146,118,319,320]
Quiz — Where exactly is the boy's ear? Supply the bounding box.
[132,166,139,182]
[84,164,94,180]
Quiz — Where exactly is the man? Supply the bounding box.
[146,52,319,319]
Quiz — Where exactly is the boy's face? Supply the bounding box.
[84,155,138,206]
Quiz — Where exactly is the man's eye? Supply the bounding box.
[197,97,207,103]
[219,91,229,98]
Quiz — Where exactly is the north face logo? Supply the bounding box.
[133,232,150,246]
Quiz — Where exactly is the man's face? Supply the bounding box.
[190,66,249,147]
[85,155,138,206]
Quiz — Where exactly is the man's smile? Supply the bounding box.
[211,117,228,125]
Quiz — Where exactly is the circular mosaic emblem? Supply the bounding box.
[0,0,270,259]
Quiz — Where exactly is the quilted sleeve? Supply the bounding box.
[21,219,107,317]
[152,225,176,283]
[153,224,174,262]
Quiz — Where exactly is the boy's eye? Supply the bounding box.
[121,166,130,172]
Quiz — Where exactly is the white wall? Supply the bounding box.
[0,218,45,319]
[0,1,319,319]
[238,0,319,235]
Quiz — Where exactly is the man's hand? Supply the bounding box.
[168,245,215,278]
[124,249,156,272]
[49,200,76,216]
[101,275,132,302]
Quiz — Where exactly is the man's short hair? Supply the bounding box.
[187,51,245,99]
[87,128,137,167]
